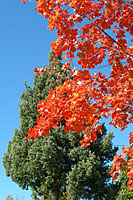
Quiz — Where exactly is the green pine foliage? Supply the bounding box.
[3,50,119,200]
[65,129,120,200]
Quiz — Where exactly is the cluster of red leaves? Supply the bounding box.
[6,195,24,200]
[39,197,44,200]
[21,0,26,3]
[34,67,45,75]
[110,133,133,192]
[6,195,13,200]
[25,67,132,146]
[21,0,133,190]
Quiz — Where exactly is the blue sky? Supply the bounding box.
[0,1,132,200]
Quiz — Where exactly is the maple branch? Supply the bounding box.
[101,69,132,81]
[80,13,133,58]
[96,61,128,69]
[126,2,133,9]
[103,44,133,58]
[66,0,133,58]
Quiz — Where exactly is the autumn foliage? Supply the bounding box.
[6,195,24,200]
[21,0,133,191]
[111,133,133,192]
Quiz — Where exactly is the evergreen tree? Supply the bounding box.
[3,50,119,200]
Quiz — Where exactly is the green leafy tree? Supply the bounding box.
[3,50,119,200]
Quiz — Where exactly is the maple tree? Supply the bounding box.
[21,0,133,192]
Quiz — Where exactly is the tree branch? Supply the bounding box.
[65,0,133,58]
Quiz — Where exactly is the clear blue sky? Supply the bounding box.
[0,1,132,200]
